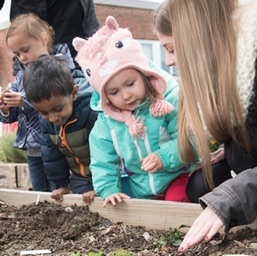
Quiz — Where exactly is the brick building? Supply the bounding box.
[94,0,159,40]
[0,0,175,136]
[94,0,173,75]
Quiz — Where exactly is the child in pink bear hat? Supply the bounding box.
[73,16,199,207]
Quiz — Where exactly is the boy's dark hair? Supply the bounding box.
[23,55,74,103]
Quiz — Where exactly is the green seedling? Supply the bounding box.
[154,228,184,250]
[208,139,220,153]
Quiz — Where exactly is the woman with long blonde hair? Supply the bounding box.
[154,0,257,251]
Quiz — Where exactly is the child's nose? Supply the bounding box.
[19,54,27,63]
[48,113,58,123]
[122,91,131,100]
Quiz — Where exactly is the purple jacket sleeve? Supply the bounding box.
[199,167,257,231]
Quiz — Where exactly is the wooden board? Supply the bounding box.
[0,188,202,230]
[1,189,257,232]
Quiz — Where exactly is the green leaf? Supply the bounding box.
[154,228,184,249]
[0,132,27,163]
[88,252,103,256]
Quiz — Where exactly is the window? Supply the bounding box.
[138,39,177,76]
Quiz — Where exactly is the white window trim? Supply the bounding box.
[94,0,162,10]
[0,0,11,30]
[137,39,174,74]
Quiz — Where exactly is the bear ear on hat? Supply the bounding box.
[72,37,87,52]
[106,16,119,30]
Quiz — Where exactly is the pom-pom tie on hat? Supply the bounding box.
[125,115,145,139]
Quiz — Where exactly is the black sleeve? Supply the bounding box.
[0,0,4,10]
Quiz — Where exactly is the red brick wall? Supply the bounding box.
[0,29,14,89]
[0,4,158,90]
[95,5,158,40]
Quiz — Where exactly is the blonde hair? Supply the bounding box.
[155,0,250,188]
[6,13,55,53]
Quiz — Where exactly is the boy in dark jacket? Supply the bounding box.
[23,55,98,203]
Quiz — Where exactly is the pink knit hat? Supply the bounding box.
[73,16,173,138]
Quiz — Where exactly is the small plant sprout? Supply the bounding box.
[153,228,184,251]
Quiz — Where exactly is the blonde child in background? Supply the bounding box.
[0,13,59,192]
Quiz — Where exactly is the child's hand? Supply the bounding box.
[0,100,10,113]
[2,91,23,107]
[141,153,163,174]
[0,90,10,113]
[82,190,96,204]
[50,187,71,202]
[103,193,131,208]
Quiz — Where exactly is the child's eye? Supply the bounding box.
[22,48,29,53]
[110,91,117,95]
[54,107,63,112]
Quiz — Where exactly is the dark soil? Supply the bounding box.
[1,200,257,256]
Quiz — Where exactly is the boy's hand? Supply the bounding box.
[2,91,23,107]
[82,190,96,204]
[141,153,163,174]
[103,193,131,208]
[50,187,71,202]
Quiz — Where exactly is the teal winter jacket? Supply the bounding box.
[89,61,197,199]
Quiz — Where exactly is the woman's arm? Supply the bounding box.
[179,167,257,252]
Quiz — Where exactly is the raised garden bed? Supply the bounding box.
[1,189,257,255]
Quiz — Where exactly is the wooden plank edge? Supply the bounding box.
[0,188,201,230]
[1,189,257,232]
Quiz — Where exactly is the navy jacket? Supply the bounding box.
[40,75,98,189]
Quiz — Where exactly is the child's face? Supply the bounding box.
[31,86,78,126]
[7,33,49,66]
[104,68,146,111]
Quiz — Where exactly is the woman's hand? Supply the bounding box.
[178,207,224,252]
[141,153,163,174]
[211,148,225,164]
[103,192,131,207]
